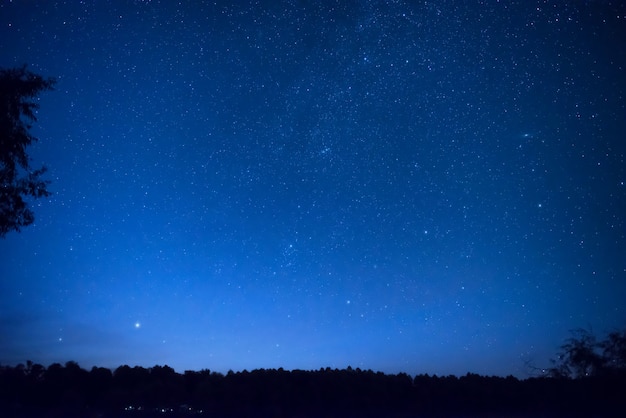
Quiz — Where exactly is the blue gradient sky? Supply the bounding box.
[1,0,625,377]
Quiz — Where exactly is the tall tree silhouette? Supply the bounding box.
[0,66,55,237]
[549,327,626,378]
[602,329,626,374]
[549,328,602,378]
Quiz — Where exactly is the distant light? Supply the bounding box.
[134,322,141,329]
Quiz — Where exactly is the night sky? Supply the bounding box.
[1,0,625,378]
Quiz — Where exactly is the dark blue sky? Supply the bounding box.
[1,0,625,377]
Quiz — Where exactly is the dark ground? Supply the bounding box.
[1,362,625,418]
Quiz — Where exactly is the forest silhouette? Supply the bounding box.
[1,328,625,418]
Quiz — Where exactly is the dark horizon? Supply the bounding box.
[2,355,626,418]
[1,360,527,379]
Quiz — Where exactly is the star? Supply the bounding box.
[1,0,623,380]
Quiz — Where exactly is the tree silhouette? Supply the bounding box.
[0,65,55,237]
[549,328,602,378]
[1,358,625,417]
[601,329,626,375]
[549,327,626,379]
[2,327,626,418]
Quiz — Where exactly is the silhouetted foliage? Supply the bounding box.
[1,359,625,418]
[602,329,626,372]
[549,327,626,379]
[2,329,626,417]
[0,65,55,237]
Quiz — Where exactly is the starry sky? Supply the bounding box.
[1,0,625,378]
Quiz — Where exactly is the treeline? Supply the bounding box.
[0,361,624,418]
[1,327,625,417]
